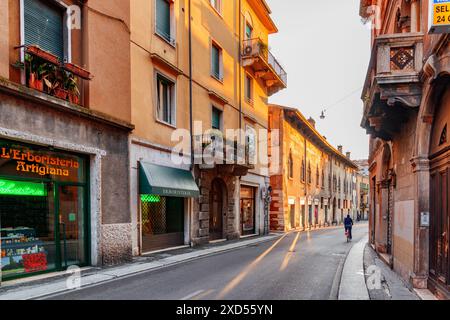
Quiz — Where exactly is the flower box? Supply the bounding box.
[63,62,91,80]
[25,45,60,65]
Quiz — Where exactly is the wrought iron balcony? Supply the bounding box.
[361,33,424,141]
[193,131,255,176]
[242,38,287,96]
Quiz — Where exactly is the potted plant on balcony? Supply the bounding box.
[65,73,80,105]
[25,54,44,92]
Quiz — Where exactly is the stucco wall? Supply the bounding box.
[0,0,8,79]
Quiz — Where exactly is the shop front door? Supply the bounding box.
[56,185,87,269]
[240,186,256,236]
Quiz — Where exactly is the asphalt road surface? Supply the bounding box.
[47,222,368,300]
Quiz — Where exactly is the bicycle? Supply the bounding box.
[345,229,351,242]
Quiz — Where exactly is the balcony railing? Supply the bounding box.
[14,45,91,107]
[193,131,255,174]
[242,38,287,95]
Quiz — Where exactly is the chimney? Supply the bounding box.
[337,145,343,153]
[346,152,351,159]
[307,117,316,128]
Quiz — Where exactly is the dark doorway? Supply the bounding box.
[289,204,295,229]
[332,198,337,224]
[240,186,256,235]
[210,179,226,240]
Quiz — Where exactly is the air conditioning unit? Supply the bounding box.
[243,44,253,56]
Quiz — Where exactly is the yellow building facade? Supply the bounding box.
[130,0,287,254]
[269,105,358,232]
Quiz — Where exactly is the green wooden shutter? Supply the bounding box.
[156,0,171,41]
[24,0,64,60]
[211,45,220,78]
[212,108,221,130]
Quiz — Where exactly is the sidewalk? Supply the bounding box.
[363,244,421,300]
[0,233,281,300]
[338,237,432,300]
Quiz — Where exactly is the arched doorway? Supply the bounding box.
[210,179,227,241]
[429,80,450,290]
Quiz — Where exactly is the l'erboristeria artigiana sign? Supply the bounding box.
[429,0,450,34]
[0,147,80,178]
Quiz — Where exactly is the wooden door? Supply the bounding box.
[210,179,224,240]
[430,167,449,286]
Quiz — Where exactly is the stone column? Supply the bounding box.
[410,0,420,33]
[410,156,430,289]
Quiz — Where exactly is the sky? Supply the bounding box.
[265,0,371,160]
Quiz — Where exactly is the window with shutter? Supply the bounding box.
[211,43,222,80]
[156,0,172,42]
[212,107,222,130]
[24,0,65,61]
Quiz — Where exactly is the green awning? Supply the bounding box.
[139,162,199,198]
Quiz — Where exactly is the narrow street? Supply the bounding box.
[46,223,368,300]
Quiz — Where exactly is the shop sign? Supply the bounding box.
[0,147,80,178]
[429,0,450,34]
[300,197,305,205]
[307,196,312,205]
[314,199,320,205]
[288,197,295,205]
[323,198,329,206]
[0,179,46,196]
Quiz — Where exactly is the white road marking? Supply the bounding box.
[180,290,205,300]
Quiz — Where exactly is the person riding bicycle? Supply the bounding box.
[344,214,354,240]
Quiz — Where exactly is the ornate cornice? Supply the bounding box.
[410,156,430,173]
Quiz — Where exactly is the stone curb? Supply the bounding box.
[338,236,370,300]
[0,234,281,300]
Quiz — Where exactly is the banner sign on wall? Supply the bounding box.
[429,0,450,34]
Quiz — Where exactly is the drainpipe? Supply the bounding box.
[189,0,194,171]
[238,0,242,134]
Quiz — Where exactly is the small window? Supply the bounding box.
[245,74,253,103]
[288,152,294,179]
[245,22,253,40]
[211,42,223,81]
[211,107,222,130]
[156,74,176,126]
[210,0,222,14]
[301,158,305,182]
[316,166,320,187]
[307,162,312,184]
[156,0,174,44]
[246,125,257,164]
